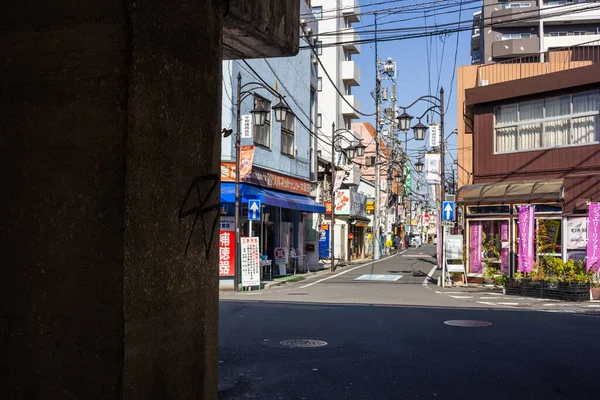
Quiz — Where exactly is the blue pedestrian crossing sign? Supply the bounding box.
[248,199,261,221]
[442,201,455,222]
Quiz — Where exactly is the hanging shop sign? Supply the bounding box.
[334,190,367,217]
[470,222,482,274]
[319,227,330,259]
[241,237,260,286]
[325,201,332,215]
[366,201,375,214]
[586,203,600,273]
[221,162,311,195]
[567,217,587,249]
[425,153,441,184]
[518,205,535,273]
[429,123,440,148]
[241,114,253,138]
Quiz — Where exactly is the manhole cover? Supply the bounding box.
[279,339,328,348]
[260,337,346,350]
[444,320,492,327]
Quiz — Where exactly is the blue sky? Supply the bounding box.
[351,1,475,172]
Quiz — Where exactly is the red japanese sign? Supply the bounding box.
[325,201,332,215]
[221,162,311,196]
[219,231,235,277]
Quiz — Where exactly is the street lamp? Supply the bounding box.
[234,73,291,291]
[397,111,413,131]
[397,88,446,282]
[415,159,424,174]
[394,172,403,183]
[330,123,364,271]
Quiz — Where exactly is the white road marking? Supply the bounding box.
[497,302,519,306]
[587,304,600,308]
[404,255,433,258]
[448,295,474,299]
[298,252,405,288]
[480,297,503,300]
[423,264,438,287]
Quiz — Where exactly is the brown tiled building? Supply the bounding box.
[456,45,600,278]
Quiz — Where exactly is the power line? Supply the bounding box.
[445,0,464,114]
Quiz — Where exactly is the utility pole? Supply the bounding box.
[384,81,396,239]
[438,88,445,275]
[330,122,336,271]
[374,13,382,260]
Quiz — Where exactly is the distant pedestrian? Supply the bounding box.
[404,233,410,249]
[393,236,401,253]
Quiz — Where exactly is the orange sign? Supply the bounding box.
[239,145,255,179]
[321,224,329,231]
[348,233,354,239]
[325,201,332,215]
[221,162,311,196]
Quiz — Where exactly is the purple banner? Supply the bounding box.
[586,203,600,273]
[518,205,535,273]
[500,221,509,274]
[470,222,482,274]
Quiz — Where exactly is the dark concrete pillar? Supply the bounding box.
[1,1,222,398]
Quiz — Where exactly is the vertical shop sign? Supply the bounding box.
[470,222,482,274]
[241,237,260,286]
[586,203,600,273]
[518,205,535,273]
[500,221,509,274]
[219,231,235,277]
[319,226,330,259]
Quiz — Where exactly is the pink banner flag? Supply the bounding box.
[518,205,535,273]
[470,222,482,274]
[586,203,600,273]
[500,221,509,274]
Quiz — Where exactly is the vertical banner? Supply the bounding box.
[429,123,440,147]
[319,225,330,259]
[241,237,260,286]
[518,205,535,273]
[586,203,600,273]
[500,221,509,274]
[239,145,255,179]
[425,153,441,184]
[219,231,235,277]
[241,114,253,138]
[333,170,345,192]
[470,222,482,274]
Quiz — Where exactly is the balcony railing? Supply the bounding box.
[477,38,600,86]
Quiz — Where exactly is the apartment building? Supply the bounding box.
[471,0,600,64]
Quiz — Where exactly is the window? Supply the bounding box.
[473,27,480,37]
[472,48,481,63]
[316,41,323,55]
[494,89,600,153]
[312,6,322,20]
[281,114,295,157]
[253,96,271,148]
[502,2,531,9]
[318,77,322,91]
[467,205,511,215]
[317,113,322,128]
[501,33,532,40]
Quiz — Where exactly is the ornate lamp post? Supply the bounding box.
[234,73,291,291]
[330,123,365,271]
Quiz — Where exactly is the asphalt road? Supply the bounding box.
[219,244,600,399]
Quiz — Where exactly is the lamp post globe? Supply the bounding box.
[394,172,403,184]
[397,111,413,131]
[346,146,356,159]
[415,159,424,173]
[412,122,427,141]
[251,105,268,126]
[272,100,291,123]
[354,140,366,157]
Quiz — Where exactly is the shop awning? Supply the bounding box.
[220,183,326,213]
[351,216,371,227]
[457,179,564,204]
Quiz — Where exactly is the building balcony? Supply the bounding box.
[341,60,361,86]
[544,34,600,51]
[341,28,360,55]
[491,6,539,27]
[492,37,539,59]
[340,0,361,23]
[541,2,600,24]
[341,95,360,119]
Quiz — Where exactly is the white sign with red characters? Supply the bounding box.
[274,247,288,266]
[241,237,261,286]
[219,231,235,277]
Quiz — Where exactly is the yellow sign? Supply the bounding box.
[366,201,375,214]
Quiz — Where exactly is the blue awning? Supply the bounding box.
[220,183,325,213]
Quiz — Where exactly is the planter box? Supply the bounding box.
[505,278,590,302]
[592,287,600,300]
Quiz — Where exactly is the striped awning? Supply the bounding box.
[457,179,564,204]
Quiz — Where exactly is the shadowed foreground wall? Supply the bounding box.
[1,1,222,398]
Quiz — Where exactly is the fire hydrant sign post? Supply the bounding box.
[241,237,261,288]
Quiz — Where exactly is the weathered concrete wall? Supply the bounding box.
[123,1,222,398]
[1,0,222,398]
[1,1,129,398]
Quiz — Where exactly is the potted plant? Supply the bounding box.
[590,274,600,300]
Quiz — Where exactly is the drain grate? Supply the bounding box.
[444,320,492,327]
